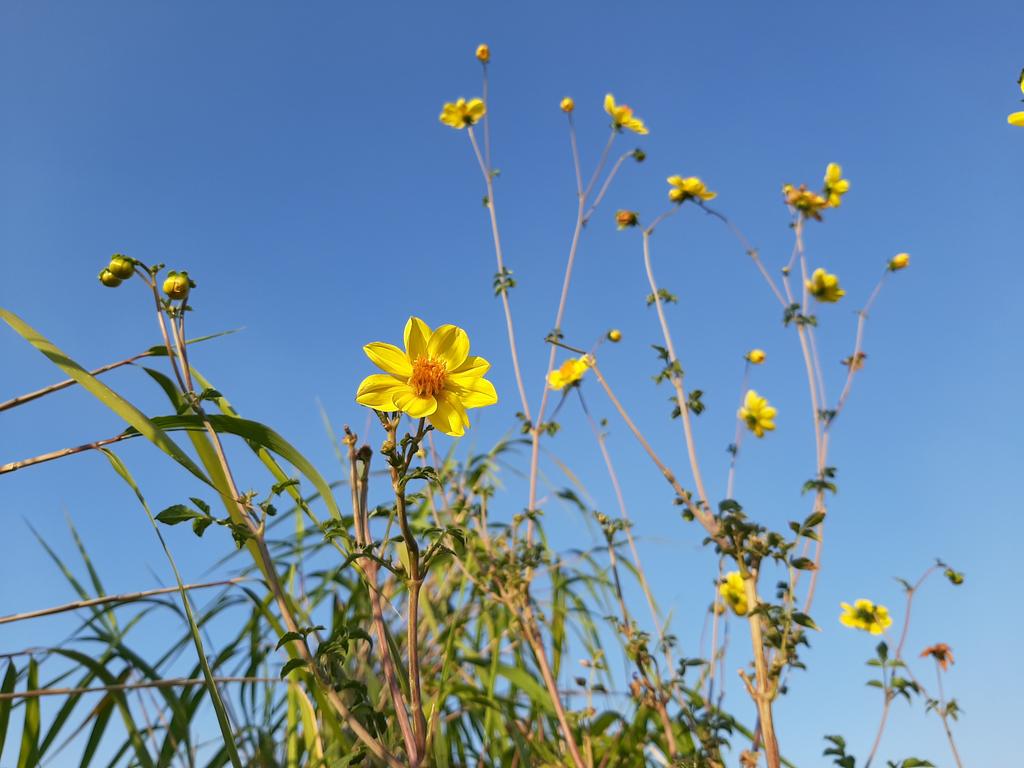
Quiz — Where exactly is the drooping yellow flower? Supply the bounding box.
[560,97,575,113]
[839,599,893,635]
[548,355,592,390]
[667,176,716,204]
[783,184,829,220]
[746,349,766,365]
[355,317,497,436]
[889,252,910,271]
[719,571,748,615]
[823,163,850,207]
[920,643,954,671]
[738,390,776,438]
[604,94,648,135]
[439,98,486,129]
[475,44,490,63]
[806,268,845,303]
[1009,112,1024,127]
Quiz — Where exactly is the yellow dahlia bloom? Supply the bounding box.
[355,317,497,436]
[889,252,910,271]
[604,93,648,135]
[548,355,592,390]
[719,571,748,615]
[746,348,766,365]
[839,599,892,635]
[1009,111,1024,127]
[806,268,845,303]
[783,184,829,220]
[667,176,716,204]
[823,163,850,207]
[739,390,776,438]
[440,98,486,129]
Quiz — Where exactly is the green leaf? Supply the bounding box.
[0,661,15,756]
[16,658,40,768]
[155,504,206,525]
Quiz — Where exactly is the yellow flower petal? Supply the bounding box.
[449,354,491,381]
[429,392,469,436]
[394,389,437,418]
[453,377,498,408]
[404,316,432,360]
[427,324,470,369]
[1009,111,1024,126]
[604,93,615,114]
[364,342,412,376]
[355,374,405,410]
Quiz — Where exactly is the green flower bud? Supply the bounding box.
[99,269,122,287]
[108,254,135,280]
[162,271,193,300]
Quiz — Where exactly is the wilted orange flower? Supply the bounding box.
[783,184,829,220]
[920,643,954,671]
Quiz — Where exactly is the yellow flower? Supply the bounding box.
[560,97,575,113]
[107,254,135,280]
[823,163,850,207]
[607,329,622,343]
[719,571,748,615]
[439,98,486,129]
[839,599,893,635]
[783,184,829,220]
[604,93,648,135]
[888,252,910,271]
[1009,111,1024,127]
[548,355,592,390]
[667,176,716,204]
[475,44,490,63]
[806,268,845,303]
[738,390,776,438]
[355,317,498,436]
[163,271,193,300]
[746,349,766,365]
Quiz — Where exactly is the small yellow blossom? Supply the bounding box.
[746,349,766,365]
[560,97,575,113]
[719,571,748,616]
[604,94,648,135]
[806,268,845,303]
[475,44,490,63]
[615,210,639,229]
[889,252,910,271]
[823,163,850,207]
[667,176,716,204]
[783,184,829,220]
[1009,111,1024,127]
[355,317,498,436]
[607,329,622,343]
[738,390,776,438]
[439,98,486,129]
[548,355,592,390]
[839,599,893,635]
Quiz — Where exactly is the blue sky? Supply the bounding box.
[2,1,1022,765]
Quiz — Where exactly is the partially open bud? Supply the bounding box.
[475,44,490,63]
[560,97,575,113]
[607,329,622,343]
[615,210,639,229]
[162,271,193,300]
[99,269,122,287]
[746,349,766,365]
[107,254,135,280]
[888,252,910,271]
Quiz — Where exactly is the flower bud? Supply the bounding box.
[162,271,192,300]
[746,348,766,365]
[631,148,646,162]
[475,44,490,63]
[607,329,622,343]
[615,210,639,229]
[107,254,135,280]
[560,97,575,113]
[99,269,122,287]
[888,252,910,271]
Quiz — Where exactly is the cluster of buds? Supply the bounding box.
[98,254,135,287]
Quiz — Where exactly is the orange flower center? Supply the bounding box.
[410,356,447,398]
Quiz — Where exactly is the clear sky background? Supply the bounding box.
[2,1,1022,765]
